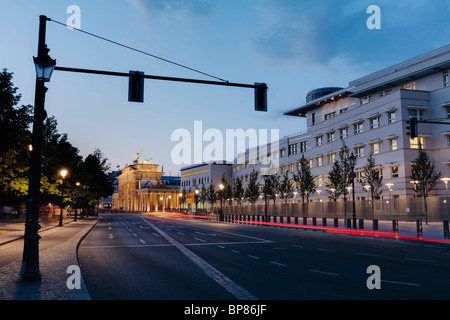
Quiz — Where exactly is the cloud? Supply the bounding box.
[252,0,450,73]
[130,0,212,17]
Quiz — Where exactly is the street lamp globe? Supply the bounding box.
[33,46,56,82]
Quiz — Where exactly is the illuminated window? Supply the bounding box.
[327,153,335,164]
[410,137,425,149]
[389,138,398,151]
[371,142,382,154]
[402,81,416,90]
[317,156,323,167]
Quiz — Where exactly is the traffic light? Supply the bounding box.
[254,82,268,112]
[128,71,144,103]
[406,117,418,139]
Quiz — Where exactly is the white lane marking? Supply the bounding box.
[404,258,437,263]
[354,252,379,257]
[218,246,226,249]
[142,217,258,300]
[195,231,216,236]
[270,261,288,267]
[178,232,186,236]
[152,232,161,237]
[248,255,260,259]
[139,239,146,244]
[291,245,304,248]
[132,233,138,237]
[308,269,339,276]
[318,248,335,252]
[194,237,207,243]
[231,250,240,254]
[381,280,421,287]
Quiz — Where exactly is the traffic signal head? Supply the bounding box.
[254,82,268,112]
[406,117,418,139]
[128,71,144,103]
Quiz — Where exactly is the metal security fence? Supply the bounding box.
[215,197,450,222]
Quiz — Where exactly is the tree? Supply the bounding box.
[233,177,245,206]
[410,149,442,224]
[244,169,260,214]
[0,69,33,209]
[207,181,218,213]
[278,171,295,217]
[326,160,342,218]
[360,152,383,219]
[293,154,316,217]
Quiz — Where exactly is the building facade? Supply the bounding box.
[112,163,181,212]
[232,45,450,202]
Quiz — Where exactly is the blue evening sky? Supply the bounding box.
[1,0,449,175]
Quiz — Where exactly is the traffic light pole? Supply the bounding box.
[53,66,268,111]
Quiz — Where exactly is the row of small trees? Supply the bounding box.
[182,141,442,221]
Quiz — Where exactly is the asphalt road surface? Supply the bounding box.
[78,213,450,300]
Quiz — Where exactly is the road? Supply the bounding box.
[78,213,450,300]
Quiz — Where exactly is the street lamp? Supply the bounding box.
[348,152,357,229]
[33,46,56,82]
[59,169,68,226]
[22,15,55,282]
[219,183,224,222]
[74,182,80,221]
[263,175,269,222]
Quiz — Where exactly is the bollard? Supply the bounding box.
[334,218,339,228]
[373,219,378,231]
[312,217,317,226]
[444,220,449,239]
[416,219,423,238]
[322,217,327,227]
[287,216,291,224]
[359,219,364,229]
[280,216,283,224]
[303,217,307,225]
[294,217,298,225]
[392,219,399,238]
[346,218,351,228]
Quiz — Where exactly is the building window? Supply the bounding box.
[388,111,396,124]
[370,117,380,129]
[410,137,425,149]
[444,72,449,87]
[300,141,307,153]
[448,135,450,147]
[325,111,336,120]
[446,107,450,119]
[408,109,424,121]
[280,149,286,157]
[360,96,371,105]
[288,143,298,156]
[380,89,391,97]
[371,142,382,154]
[354,122,363,134]
[327,153,335,164]
[340,127,348,139]
[316,136,323,146]
[312,113,316,125]
[391,166,399,178]
[288,163,294,172]
[402,81,416,90]
[355,146,364,158]
[327,132,335,143]
[316,176,324,187]
[317,156,323,167]
[389,138,398,151]
[307,158,313,168]
[340,108,348,114]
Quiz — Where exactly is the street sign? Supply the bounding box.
[349,172,356,179]
[186,193,194,204]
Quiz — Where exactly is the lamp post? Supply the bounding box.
[263,175,269,222]
[348,153,357,229]
[441,178,450,222]
[59,169,68,226]
[219,183,224,222]
[74,182,80,221]
[386,183,394,218]
[22,15,56,282]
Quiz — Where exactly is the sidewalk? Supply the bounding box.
[0,217,98,300]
